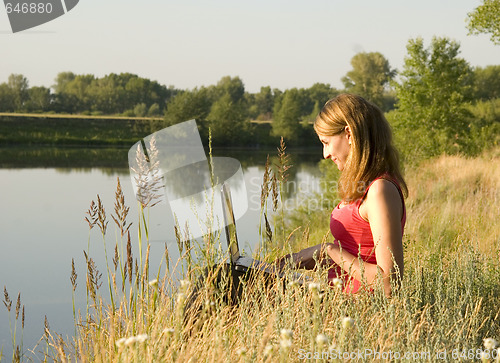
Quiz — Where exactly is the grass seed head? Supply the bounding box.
[3,286,12,312]
[271,174,278,211]
[96,195,108,235]
[260,154,271,208]
[84,200,98,229]
[15,293,20,320]
[70,259,77,291]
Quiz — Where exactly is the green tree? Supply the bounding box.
[341,52,395,108]
[8,74,29,111]
[253,86,274,120]
[148,103,160,116]
[133,103,147,117]
[301,83,339,124]
[53,71,76,94]
[124,74,172,115]
[25,86,52,112]
[164,88,212,125]
[89,74,124,114]
[391,37,473,160]
[271,88,304,142]
[467,0,500,45]
[207,76,248,144]
[211,76,245,102]
[307,83,337,107]
[54,74,94,113]
[472,65,500,100]
[0,83,14,112]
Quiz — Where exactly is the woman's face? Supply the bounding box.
[318,130,351,171]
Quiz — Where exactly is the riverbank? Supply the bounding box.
[0,113,305,148]
[0,113,164,146]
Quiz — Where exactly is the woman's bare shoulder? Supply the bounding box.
[363,179,403,218]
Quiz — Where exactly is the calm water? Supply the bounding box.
[0,147,324,358]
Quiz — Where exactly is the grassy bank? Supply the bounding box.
[0,113,318,148]
[3,148,500,362]
[0,114,165,147]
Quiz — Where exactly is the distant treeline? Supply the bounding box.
[1,37,499,157]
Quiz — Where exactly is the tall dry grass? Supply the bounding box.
[6,146,500,362]
[404,147,499,255]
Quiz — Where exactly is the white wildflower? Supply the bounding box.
[484,337,498,350]
[342,317,354,330]
[308,282,320,293]
[315,333,329,346]
[179,279,191,293]
[176,292,187,304]
[124,337,136,346]
[280,329,293,341]
[123,334,148,346]
[148,279,158,288]
[331,278,343,290]
[279,338,292,350]
[204,299,215,309]
[115,337,126,348]
[279,328,293,352]
[236,347,247,357]
[263,344,273,357]
[162,328,175,337]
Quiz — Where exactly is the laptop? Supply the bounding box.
[220,183,309,283]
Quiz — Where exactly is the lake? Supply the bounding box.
[0,146,325,359]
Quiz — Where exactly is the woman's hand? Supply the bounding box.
[275,243,333,271]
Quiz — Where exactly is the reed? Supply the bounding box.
[2,287,25,362]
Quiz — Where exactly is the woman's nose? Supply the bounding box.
[323,146,330,159]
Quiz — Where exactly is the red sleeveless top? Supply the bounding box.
[328,174,406,293]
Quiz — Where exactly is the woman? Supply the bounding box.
[277,94,408,297]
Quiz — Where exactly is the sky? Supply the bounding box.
[0,0,499,93]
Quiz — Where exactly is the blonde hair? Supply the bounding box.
[314,93,408,202]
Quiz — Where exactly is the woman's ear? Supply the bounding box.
[345,125,352,145]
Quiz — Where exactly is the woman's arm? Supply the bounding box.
[325,179,404,296]
[276,243,332,271]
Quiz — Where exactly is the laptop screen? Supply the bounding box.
[221,184,240,263]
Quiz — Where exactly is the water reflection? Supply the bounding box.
[0,146,130,168]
